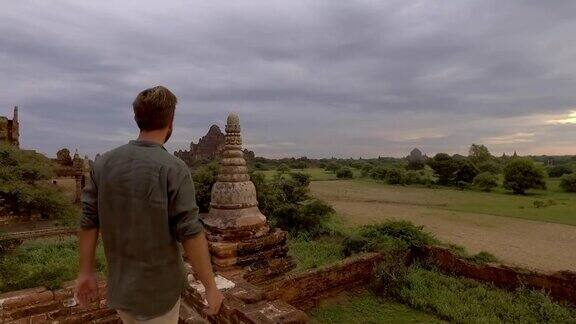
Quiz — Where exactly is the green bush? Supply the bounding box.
[192,163,218,213]
[324,162,340,173]
[359,221,437,248]
[427,153,460,185]
[454,160,479,184]
[0,237,106,292]
[272,199,334,237]
[336,168,354,179]
[0,144,76,222]
[503,159,547,194]
[277,163,290,173]
[386,168,405,185]
[548,164,573,178]
[473,172,499,192]
[477,160,502,174]
[560,173,576,192]
[369,166,388,180]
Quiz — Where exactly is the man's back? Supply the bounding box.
[82,140,203,319]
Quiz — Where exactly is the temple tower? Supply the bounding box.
[203,113,295,283]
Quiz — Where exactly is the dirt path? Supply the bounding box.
[311,181,576,273]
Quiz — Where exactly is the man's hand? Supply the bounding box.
[74,272,98,306]
[204,286,224,316]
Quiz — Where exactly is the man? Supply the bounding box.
[75,86,224,323]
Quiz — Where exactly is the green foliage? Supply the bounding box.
[427,153,459,185]
[468,144,492,164]
[503,159,547,194]
[369,166,388,180]
[548,164,573,178]
[455,160,480,184]
[467,251,498,265]
[560,173,576,192]
[324,162,340,173]
[477,160,503,174]
[288,236,344,271]
[359,221,438,248]
[272,199,334,237]
[309,290,443,324]
[473,172,499,192]
[192,163,219,213]
[277,163,290,173]
[335,168,353,179]
[406,159,425,171]
[0,144,76,222]
[0,237,106,292]
[343,221,437,257]
[55,148,73,167]
[533,199,556,209]
[385,168,405,185]
[396,267,576,323]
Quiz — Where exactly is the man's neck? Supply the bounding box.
[137,130,167,145]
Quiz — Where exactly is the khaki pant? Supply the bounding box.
[117,299,180,324]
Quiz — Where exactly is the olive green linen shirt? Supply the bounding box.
[80,140,203,319]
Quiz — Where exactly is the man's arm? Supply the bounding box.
[75,170,100,306]
[182,232,224,315]
[170,167,223,315]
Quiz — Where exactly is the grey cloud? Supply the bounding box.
[1,0,576,158]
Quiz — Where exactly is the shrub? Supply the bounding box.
[503,159,546,194]
[385,168,405,185]
[406,160,425,171]
[533,199,556,209]
[473,172,499,192]
[560,173,576,192]
[359,221,437,248]
[324,162,340,173]
[277,163,290,173]
[477,160,502,174]
[336,168,353,179]
[192,163,218,213]
[360,164,373,177]
[0,237,106,292]
[272,199,334,237]
[548,164,573,178]
[369,166,388,180]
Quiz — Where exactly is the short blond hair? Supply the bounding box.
[132,86,177,131]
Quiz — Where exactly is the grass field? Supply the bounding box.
[311,180,576,271]
[257,168,360,181]
[314,179,576,226]
[310,290,444,324]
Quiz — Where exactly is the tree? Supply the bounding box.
[468,144,492,164]
[325,162,340,173]
[477,160,502,174]
[455,160,480,184]
[503,159,546,194]
[56,148,73,167]
[560,174,576,192]
[277,163,290,173]
[336,168,354,179]
[473,172,499,192]
[192,163,218,212]
[547,164,573,178]
[406,160,425,171]
[427,153,459,185]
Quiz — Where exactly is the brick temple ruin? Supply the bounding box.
[175,124,255,166]
[0,106,19,147]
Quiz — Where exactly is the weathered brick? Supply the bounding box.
[30,313,48,323]
[5,300,61,320]
[0,287,54,310]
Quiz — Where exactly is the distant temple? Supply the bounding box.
[407,148,426,162]
[0,106,19,147]
[175,124,255,166]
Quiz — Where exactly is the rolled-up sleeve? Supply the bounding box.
[80,169,99,229]
[169,168,203,242]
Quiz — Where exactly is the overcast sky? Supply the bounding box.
[1,1,576,158]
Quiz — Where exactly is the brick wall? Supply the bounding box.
[262,253,384,308]
[0,280,120,323]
